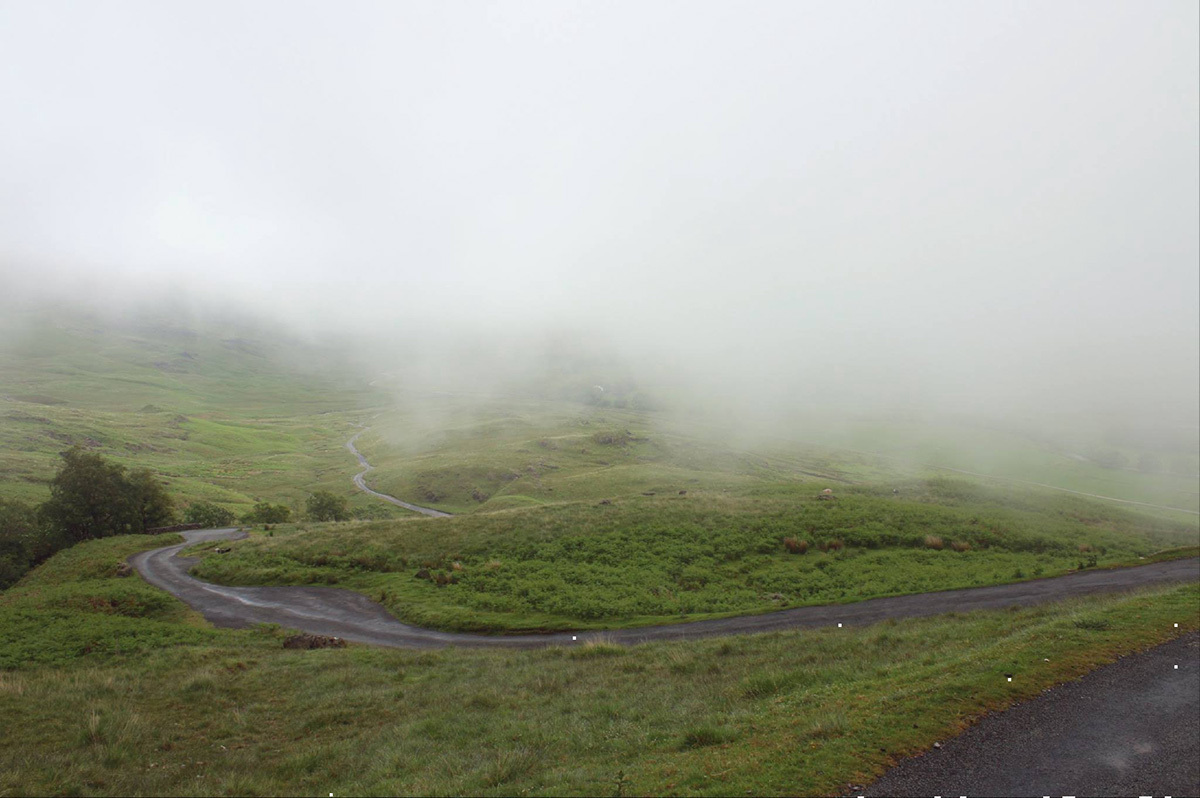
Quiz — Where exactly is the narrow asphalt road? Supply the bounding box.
[345,427,452,518]
[865,630,1200,798]
[129,527,1200,649]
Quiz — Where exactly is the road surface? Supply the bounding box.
[345,427,452,518]
[129,528,1199,649]
[865,630,1200,797]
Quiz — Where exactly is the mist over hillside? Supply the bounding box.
[1,0,1197,456]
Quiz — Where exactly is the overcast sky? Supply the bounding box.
[1,1,1197,419]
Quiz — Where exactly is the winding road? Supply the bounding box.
[127,429,1198,796]
[345,427,452,518]
[129,528,1200,649]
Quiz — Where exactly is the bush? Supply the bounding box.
[924,535,944,550]
[242,502,291,524]
[184,502,236,529]
[39,448,174,541]
[950,541,971,552]
[783,537,808,554]
[306,491,351,522]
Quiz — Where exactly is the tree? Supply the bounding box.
[184,501,236,528]
[242,502,291,524]
[39,448,137,542]
[0,499,39,589]
[125,468,176,531]
[306,491,350,522]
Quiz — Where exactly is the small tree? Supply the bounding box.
[306,491,350,522]
[242,502,292,524]
[0,499,40,589]
[39,448,136,542]
[125,468,176,531]
[184,501,236,528]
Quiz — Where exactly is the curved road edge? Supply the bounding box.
[864,631,1200,797]
[130,528,1200,650]
[345,427,451,518]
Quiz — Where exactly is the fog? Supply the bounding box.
[2,1,1197,429]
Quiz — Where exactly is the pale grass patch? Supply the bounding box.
[569,633,626,659]
[0,672,25,696]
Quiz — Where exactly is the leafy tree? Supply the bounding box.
[125,468,176,530]
[39,448,137,542]
[242,502,291,524]
[184,501,237,528]
[0,499,39,589]
[306,491,350,522]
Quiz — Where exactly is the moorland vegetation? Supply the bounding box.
[192,477,1198,633]
[1,531,1195,795]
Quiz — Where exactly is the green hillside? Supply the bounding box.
[0,310,390,516]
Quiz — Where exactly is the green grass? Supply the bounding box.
[0,312,400,518]
[189,477,1199,632]
[349,398,884,515]
[787,415,1200,516]
[1,529,1196,796]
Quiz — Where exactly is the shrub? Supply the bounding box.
[1078,543,1094,553]
[950,541,971,552]
[242,502,291,524]
[306,491,350,522]
[924,535,944,550]
[783,537,808,554]
[184,501,236,529]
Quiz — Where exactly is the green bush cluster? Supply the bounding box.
[1,449,175,588]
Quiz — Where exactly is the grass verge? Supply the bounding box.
[190,478,1199,632]
[1,534,1197,795]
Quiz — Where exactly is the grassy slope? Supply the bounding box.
[351,398,900,516]
[191,478,1199,633]
[790,416,1200,515]
[0,313,397,517]
[1,534,1197,796]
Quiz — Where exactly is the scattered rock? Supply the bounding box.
[214,547,231,554]
[598,499,611,506]
[283,633,347,650]
[115,562,133,577]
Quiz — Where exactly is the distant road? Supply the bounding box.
[129,528,1199,649]
[866,631,1200,797]
[345,427,452,518]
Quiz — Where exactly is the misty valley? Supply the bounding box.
[2,2,1198,796]
[0,308,1196,796]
